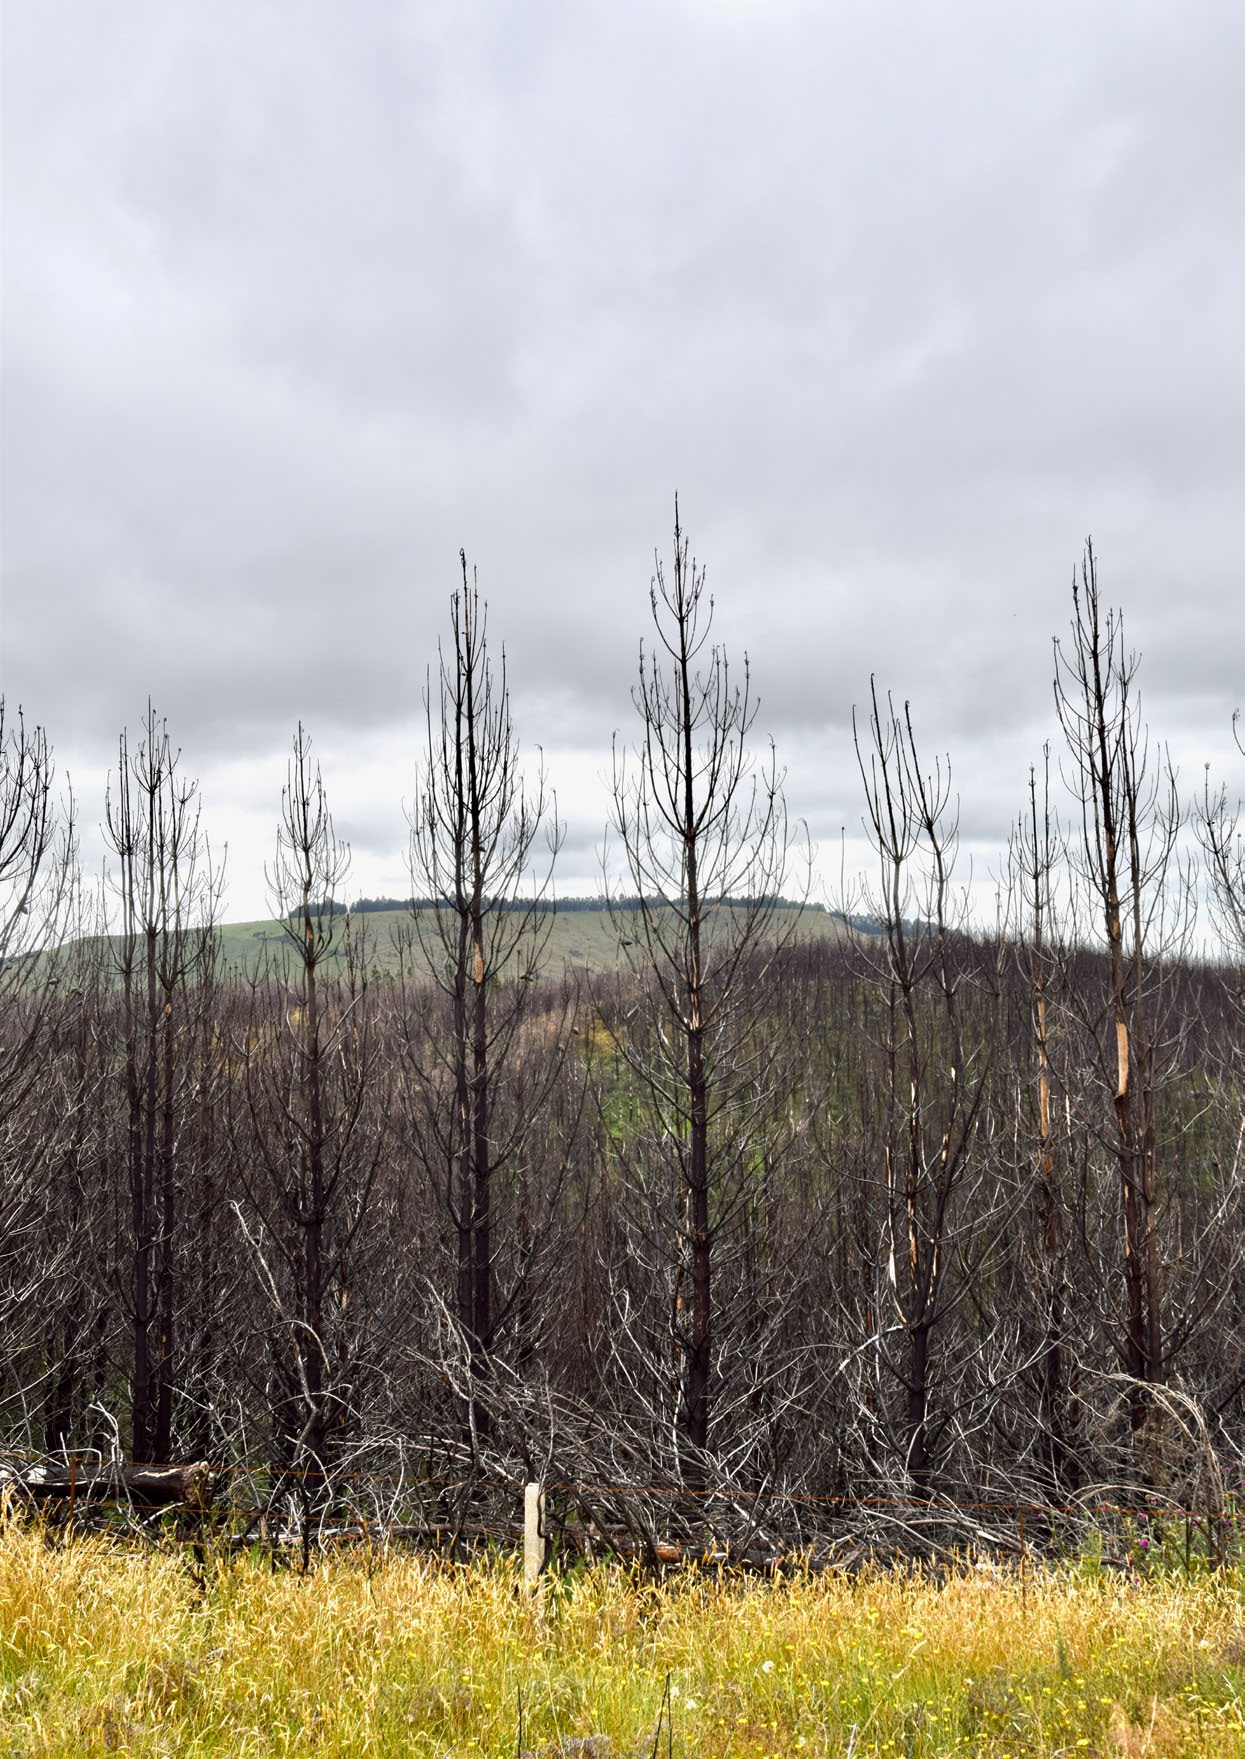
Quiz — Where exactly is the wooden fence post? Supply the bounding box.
[524,1482,546,1588]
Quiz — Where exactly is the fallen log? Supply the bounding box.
[1,1459,213,1511]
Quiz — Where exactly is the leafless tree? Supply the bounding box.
[1006,748,1080,1489]
[0,702,77,1128]
[101,706,221,1462]
[1195,713,1245,1442]
[606,504,797,1484]
[850,682,1002,1492]
[231,727,388,1507]
[0,701,79,1439]
[1200,714,1245,959]
[1053,545,1193,1433]
[402,557,574,1446]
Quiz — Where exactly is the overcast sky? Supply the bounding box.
[3,0,1243,923]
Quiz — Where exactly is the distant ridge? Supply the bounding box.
[347,893,828,915]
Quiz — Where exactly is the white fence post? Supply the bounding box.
[524,1481,546,1587]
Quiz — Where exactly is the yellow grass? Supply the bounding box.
[1,1517,1242,1757]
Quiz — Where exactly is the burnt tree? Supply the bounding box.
[102,707,220,1463]
[607,504,794,1484]
[1053,546,1191,1432]
[403,557,571,1448]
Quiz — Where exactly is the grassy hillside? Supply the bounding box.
[213,900,849,981]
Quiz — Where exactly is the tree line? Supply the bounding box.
[1,522,1242,1551]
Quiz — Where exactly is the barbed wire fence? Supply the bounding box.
[3,1448,1241,1578]
[4,1331,1242,1572]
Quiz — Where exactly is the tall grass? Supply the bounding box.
[1,1516,1242,1756]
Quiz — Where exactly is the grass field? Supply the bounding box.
[2,1518,1242,1757]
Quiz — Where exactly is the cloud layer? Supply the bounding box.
[4,0,1243,914]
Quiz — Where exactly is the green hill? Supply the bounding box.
[212,899,848,981]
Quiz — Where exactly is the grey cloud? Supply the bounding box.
[4,0,1243,916]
